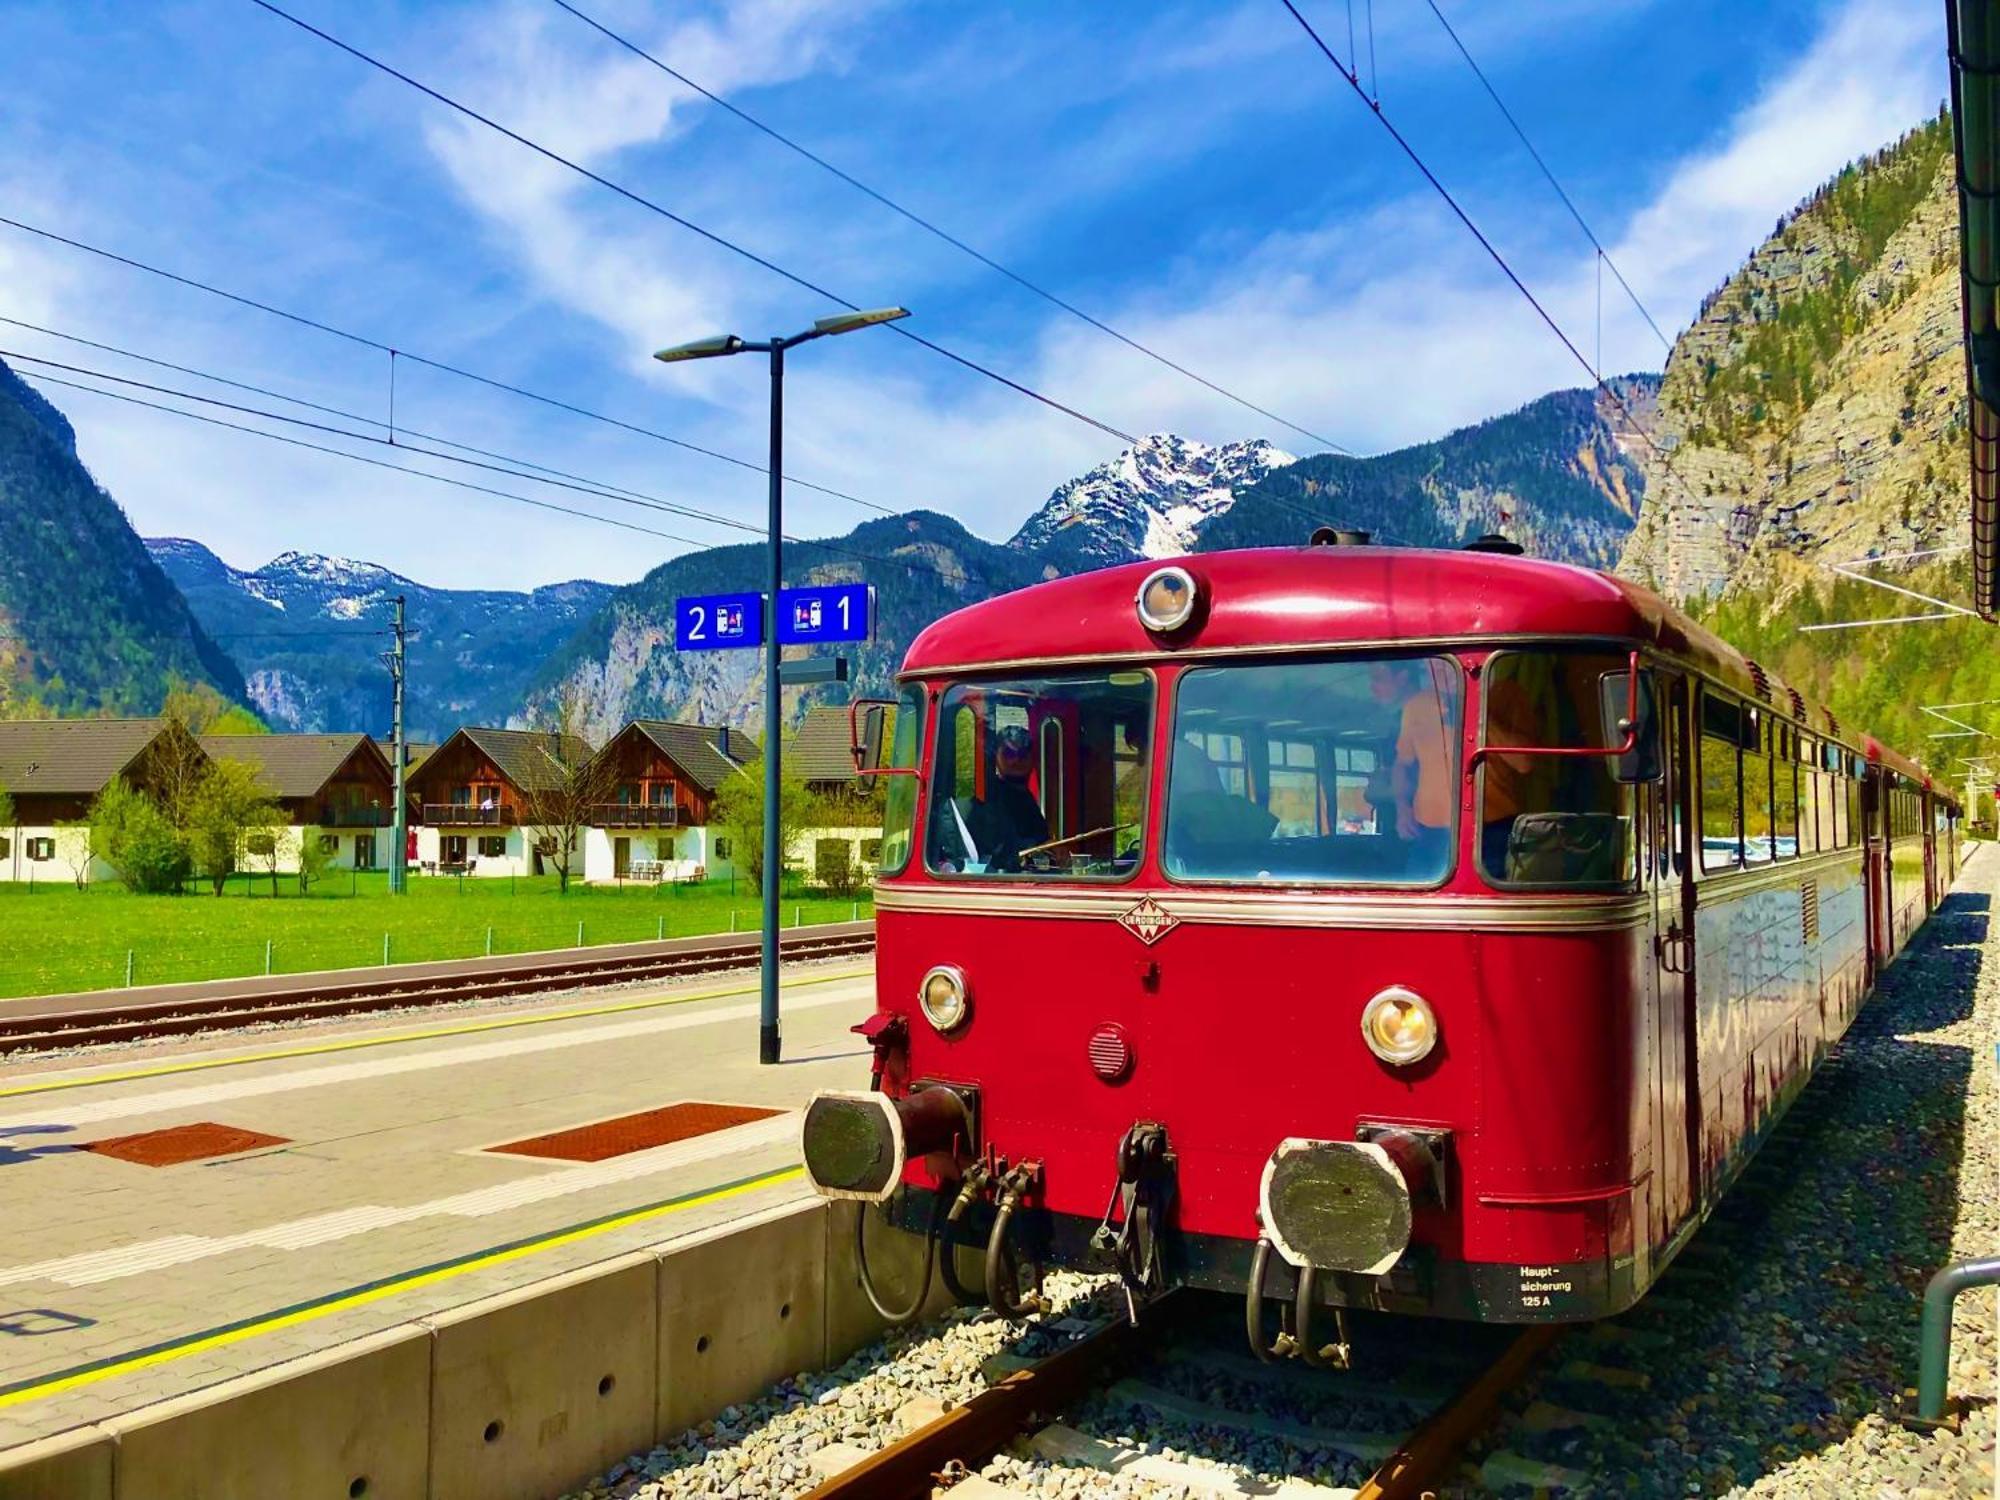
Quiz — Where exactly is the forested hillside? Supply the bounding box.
[0,358,243,715]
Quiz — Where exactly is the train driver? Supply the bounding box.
[968,723,1049,870]
[1370,660,1453,868]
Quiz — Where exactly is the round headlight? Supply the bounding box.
[1135,565,1198,632]
[919,965,970,1033]
[1360,986,1437,1066]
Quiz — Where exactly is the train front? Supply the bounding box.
[800,547,1668,1343]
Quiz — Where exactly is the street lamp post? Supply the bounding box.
[656,307,909,1064]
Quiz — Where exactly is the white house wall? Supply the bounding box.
[582,824,736,885]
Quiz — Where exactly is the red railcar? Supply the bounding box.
[801,542,1962,1343]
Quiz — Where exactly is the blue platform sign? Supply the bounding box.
[676,591,764,650]
[777,583,873,645]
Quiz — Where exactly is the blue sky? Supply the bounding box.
[0,0,1948,590]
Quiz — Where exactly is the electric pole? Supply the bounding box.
[388,595,408,894]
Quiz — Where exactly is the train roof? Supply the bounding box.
[903,545,1938,778]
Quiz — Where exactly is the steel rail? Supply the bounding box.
[0,928,874,1053]
[800,1307,1557,1498]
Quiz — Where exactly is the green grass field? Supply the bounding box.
[0,872,872,999]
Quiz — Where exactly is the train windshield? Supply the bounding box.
[1164,656,1459,885]
[924,671,1152,880]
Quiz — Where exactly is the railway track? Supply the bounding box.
[800,1295,1560,1500]
[0,923,875,1054]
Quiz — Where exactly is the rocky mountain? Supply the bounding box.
[1618,110,1960,603]
[537,384,1657,733]
[1202,379,1655,565]
[151,539,611,738]
[1007,435,1293,572]
[0,357,243,715]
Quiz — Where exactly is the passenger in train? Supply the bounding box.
[1371,660,1453,866]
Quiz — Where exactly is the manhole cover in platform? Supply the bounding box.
[81,1122,291,1167]
[490,1102,782,1163]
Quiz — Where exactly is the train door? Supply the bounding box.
[1650,674,1700,1228]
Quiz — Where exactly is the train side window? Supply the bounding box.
[1798,736,1822,856]
[876,685,925,876]
[1771,721,1798,860]
[1741,708,1775,866]
[1476,650,1636,888]
[1845,763,1863,845]
[1699,694,1744,872]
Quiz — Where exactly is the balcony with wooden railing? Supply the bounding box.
[320,805,391,827]
[592,803,678,828]
[422,803,517,826]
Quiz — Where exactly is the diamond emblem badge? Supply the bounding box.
[1118,897,1179,946]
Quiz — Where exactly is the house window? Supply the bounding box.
[860,838,882,863]
[0,835,9,859]
[354,834,376,869]
[26,837,54,862]
[714,836,733,859]
[478,836,507,859]
[319,834,340,854]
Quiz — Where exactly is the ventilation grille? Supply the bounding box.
[1745,659,1773,703]
[1825,708,1842,736]
[1788,686,1807,721]
[1802,879,1820,946]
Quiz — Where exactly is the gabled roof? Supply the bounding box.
[0,718,175,796]
[791,704,891,786]
[626,720,756,794]
[200,733,389,800]
[407,726,594,794]
[464,727,594,792]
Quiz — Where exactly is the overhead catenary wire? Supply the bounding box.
[8,354,1012,591]
[246,0,1141,446]
[544,0,1353,456]
[1417,0,1672,352]
[1277,0,1672,479]
[0,215,893,516]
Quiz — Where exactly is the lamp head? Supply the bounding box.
[653,334,746,363]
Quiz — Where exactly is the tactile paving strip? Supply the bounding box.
[80,1121,291,1167]
[489,1102,782,1163]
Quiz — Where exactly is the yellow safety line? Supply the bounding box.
[0,967,872,1100]
[0,1165,805,1408]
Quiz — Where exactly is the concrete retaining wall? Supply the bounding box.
[0,1196,969,1500]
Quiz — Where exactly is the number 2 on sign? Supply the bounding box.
[687,606,706,642]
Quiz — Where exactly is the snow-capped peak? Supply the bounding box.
[262,551,395,585]
[1008,433,1293,567]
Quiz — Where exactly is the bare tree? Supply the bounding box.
[516,684,614,894]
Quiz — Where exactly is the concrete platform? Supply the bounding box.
[0,959,880,1461]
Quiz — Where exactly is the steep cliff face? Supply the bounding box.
[1619,112,1963,603]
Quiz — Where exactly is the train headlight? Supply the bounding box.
[919,965,970,1033]
[1135,565,1198,632]
[1360,986,1437,1066]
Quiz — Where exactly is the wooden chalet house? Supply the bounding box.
[404,727,593,876]
[581,720,756,883]
[200,733,396,873]
[0,718,205,884]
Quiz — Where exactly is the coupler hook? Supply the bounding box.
[1090,1122,1176,1324]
